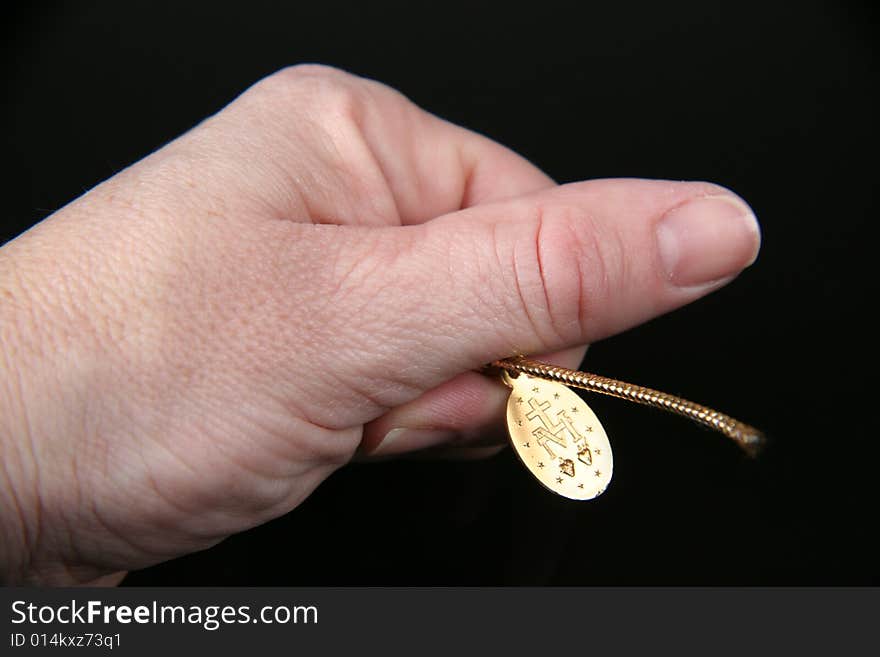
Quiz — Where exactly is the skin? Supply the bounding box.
[0,65,761,585]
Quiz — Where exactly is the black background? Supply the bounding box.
[3,1,877,584]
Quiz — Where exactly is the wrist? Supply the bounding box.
[0,258,42,584]
[0,211,168,585]
[0,242,104,585]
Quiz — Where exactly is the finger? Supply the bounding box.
[301,178,760,430]
[385,445,506,462]
[167,64,557,226]
[358,345,587,457]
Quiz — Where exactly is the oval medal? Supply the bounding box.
[505,372,613,500]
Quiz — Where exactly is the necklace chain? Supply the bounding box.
[490,356,765,457]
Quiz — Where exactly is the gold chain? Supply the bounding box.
[490,356,765,458]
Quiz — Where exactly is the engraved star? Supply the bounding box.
[516,397,524,404]
[553,392,560,399]
[537,462,545,468]
[556,477,563,484]
[571,406,579,413]
[584,426,593,432]
[594,469,602,477]
[522,442,530,448]
[532,386,540,393]
[594,448,601,455]
[578,483,584,489]
[516,419,523,426]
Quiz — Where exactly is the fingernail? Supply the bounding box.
[656,194,761,287]
[371,428,456,457]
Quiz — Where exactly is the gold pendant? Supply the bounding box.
[502,370,613,500]
[490,356,764,500]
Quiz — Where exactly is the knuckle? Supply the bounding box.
[255,63,343,91]
[488,201,557,348]
[563,207,624,339]
[251,64,366,123]
[513,206,557,345]
[533,203,582,343]
[511,201,619,344]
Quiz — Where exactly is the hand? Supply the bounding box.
[0,65,760,584]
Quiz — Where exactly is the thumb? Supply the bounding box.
[313,178,760,433]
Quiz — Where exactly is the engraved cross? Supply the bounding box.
[525,398,553,427]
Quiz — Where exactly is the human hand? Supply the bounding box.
[0,65,760,584]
